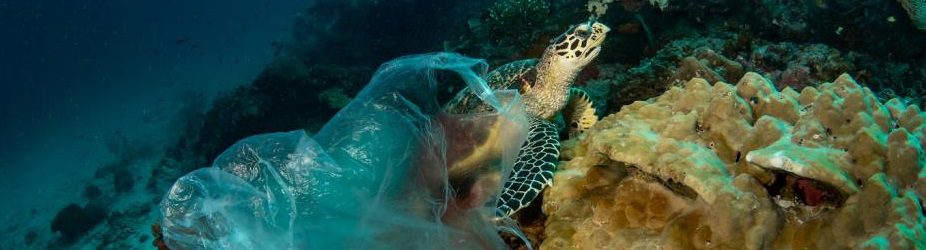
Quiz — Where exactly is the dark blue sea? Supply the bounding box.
[1,1,307,248]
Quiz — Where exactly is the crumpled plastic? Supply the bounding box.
[159,53,530,249]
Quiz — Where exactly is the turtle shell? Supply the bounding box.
[443,59,538,115]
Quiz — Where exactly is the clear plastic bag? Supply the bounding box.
[160,53,529,249]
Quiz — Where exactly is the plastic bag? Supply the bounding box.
[159,53,529,249]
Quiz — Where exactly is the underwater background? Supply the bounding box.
[1,0,925,249]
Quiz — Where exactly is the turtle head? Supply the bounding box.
[545,21,610,71]
[522,21,609,120]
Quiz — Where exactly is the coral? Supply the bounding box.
[602,37,744,111]
[50,203,107,243]
[587,0,614,17]
[898,0,926,30]
[747,43,857,90]
[598,33,871,114]
[587,0,667,17]
[670,49,744,87]
[489,0,550,27]
[758,0,809,38]
[576,0,926,113]
[543,73,926,249]
[648,0,669,10]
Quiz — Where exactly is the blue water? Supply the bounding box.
[0,0,308,248]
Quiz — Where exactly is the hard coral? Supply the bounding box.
[544,73,926,249]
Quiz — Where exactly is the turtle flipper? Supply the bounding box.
[443,59,538,114]
[497,117,560,216]
[563,88,598,137]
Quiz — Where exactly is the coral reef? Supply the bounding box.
[50,203,107,243]
[568,0,926,114]
[597,34,860,113]
[542,73,926,248]
[587,26,923,117]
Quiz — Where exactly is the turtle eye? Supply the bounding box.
[576,29,591,39]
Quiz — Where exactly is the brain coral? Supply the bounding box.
[543,72,926,249]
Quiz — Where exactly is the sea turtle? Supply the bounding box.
[444,20,610,216]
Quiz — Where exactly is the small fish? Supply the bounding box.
[175,38,190,44]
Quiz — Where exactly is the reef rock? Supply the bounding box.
[544,72,926,249]
[51,203,107,243]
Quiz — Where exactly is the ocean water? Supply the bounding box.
[0,0,308,249]
[2,0,925,249]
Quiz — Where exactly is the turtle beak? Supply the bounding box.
[587,22,609,48]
